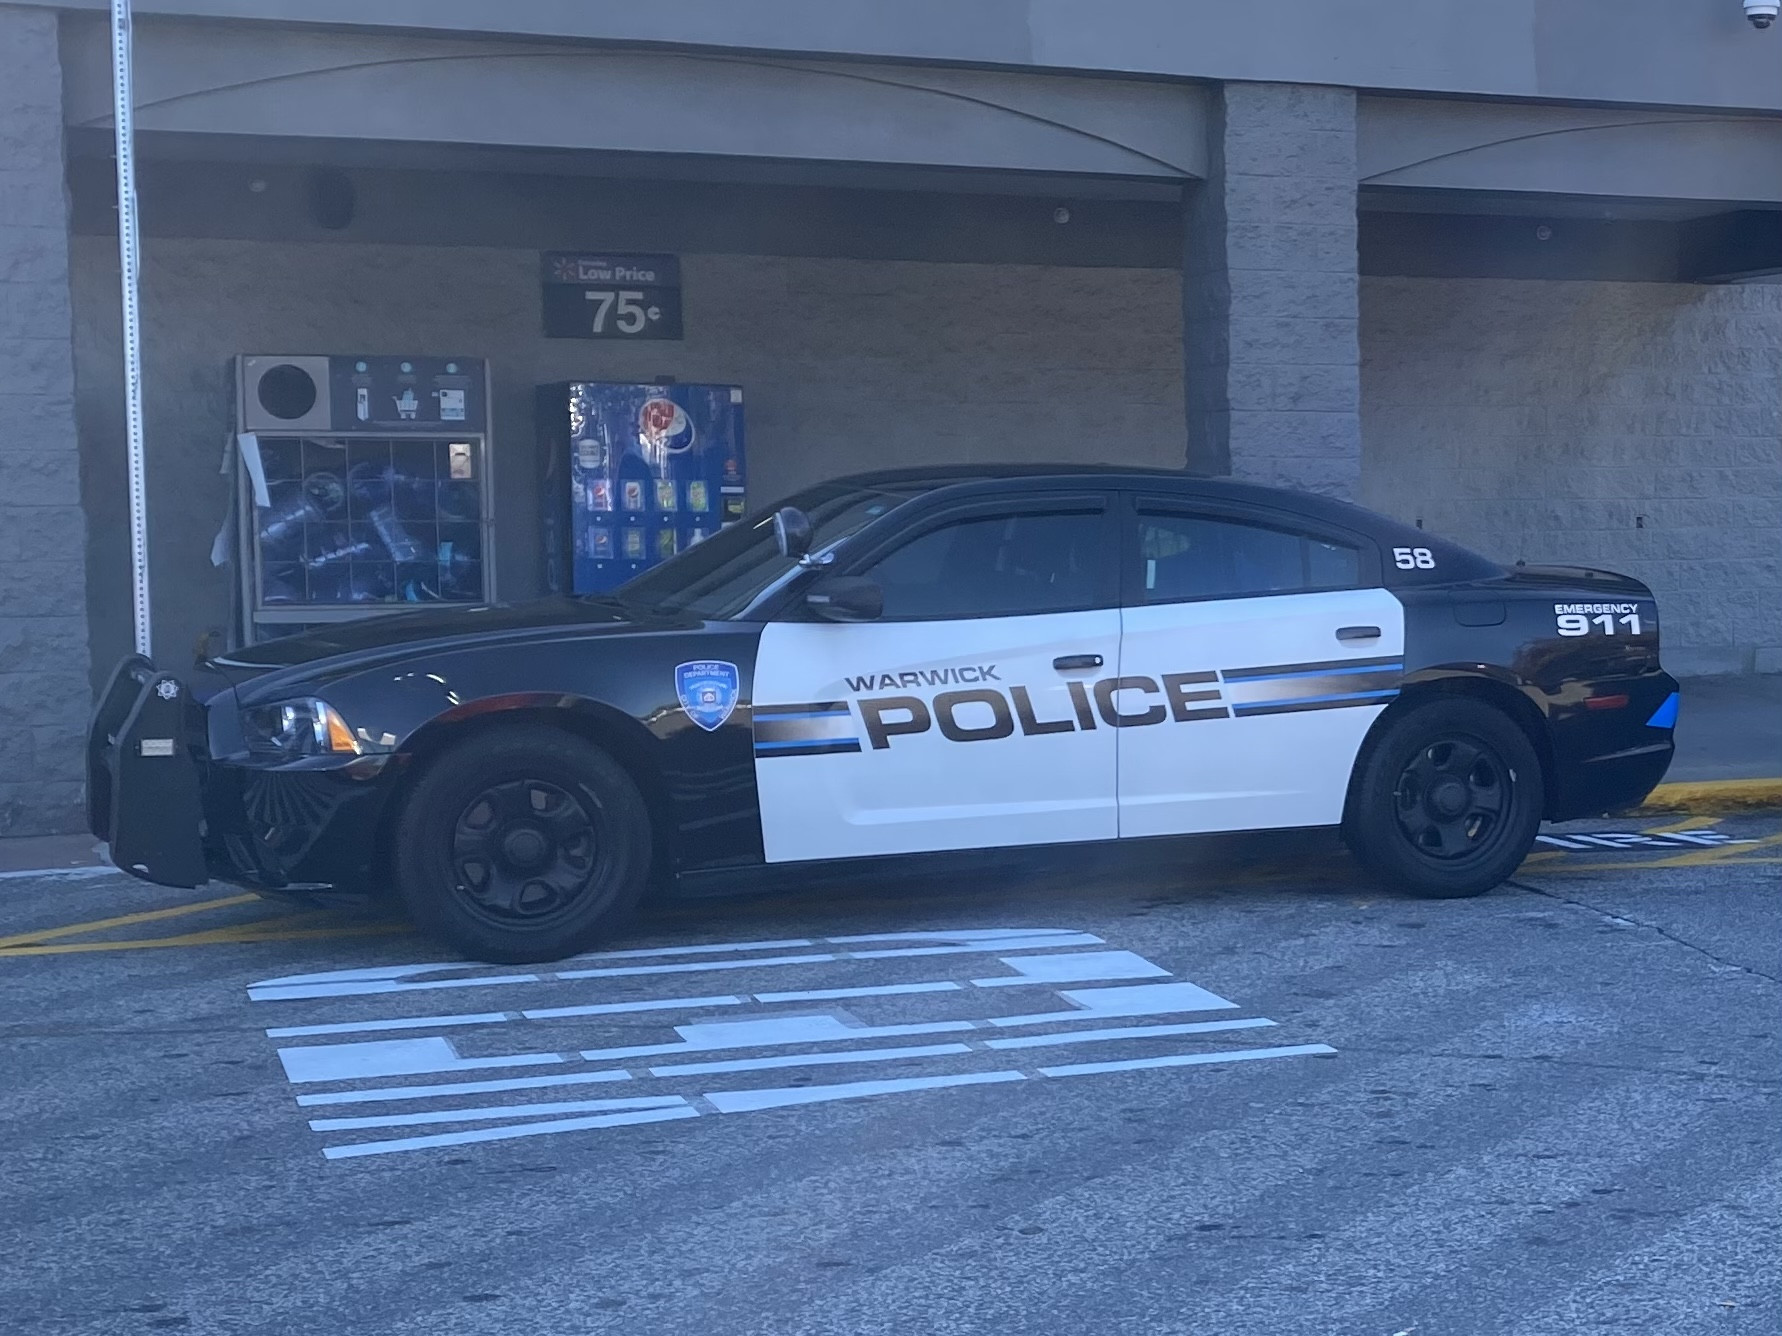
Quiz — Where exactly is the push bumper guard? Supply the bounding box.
[86,655,210,889]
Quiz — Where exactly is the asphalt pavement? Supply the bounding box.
[0,817,1777,1336]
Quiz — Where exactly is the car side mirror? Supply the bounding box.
[804,575,883,623]
[772,506,814,562]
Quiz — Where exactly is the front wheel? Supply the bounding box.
[1344,697,1544,899]
[394,725,652,963]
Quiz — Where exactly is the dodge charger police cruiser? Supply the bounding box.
[88,467,1679,963]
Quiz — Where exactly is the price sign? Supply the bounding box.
[541,253,683,340]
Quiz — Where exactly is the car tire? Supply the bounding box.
[1343,696,1544,899]
[394,725,652,964]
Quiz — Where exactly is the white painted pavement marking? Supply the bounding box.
[554,936,1111,980]
[752,981,962,1003]
[521,993,743,1021]
[846,939,1098,960]
[990,981,1238,1027]
[703,1070,1027,1114]
[252,973,539,1003]
[650,1041,975,1078]
[569,937,817,959]
[982,1017,1276,1050]
[674,1015,867,1046]
[248,928,1106,1001]
[267,1011,513,1039]
[0,864,122,883]
[278,1036,564,1084]
[250,926,1335,1160]
[295,1068,632,1107]
[574,1017,981,1064]
[826,933,1090,954]
[1535,829,1758,851]
[971,950,1170,987]
[278,1015,993,1086]
[554,952,839,980]
[266,993,747,1038]
[266,960,1173,1045]
[1039,1043,1338,1078]
[309,1095,687,1132]
[321,1045,1336,1155]
[653,1020,1278,1076]
[321,1105,699,1160]
[697,1047,1337,1115]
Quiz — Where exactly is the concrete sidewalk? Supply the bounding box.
[3,673,1776,874]
[1664,674,1782,783]
[0,832,108,876]
[1642,673,1782,812]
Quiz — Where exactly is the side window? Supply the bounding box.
[865,509,1110,621]
[1135,512,1362,603]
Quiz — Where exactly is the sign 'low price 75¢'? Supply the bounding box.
[541,252,684,340]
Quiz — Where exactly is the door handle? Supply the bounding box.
[1053,654,1104,671]
[1336,625,1381,642]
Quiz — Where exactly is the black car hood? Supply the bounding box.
[208,598,673,687]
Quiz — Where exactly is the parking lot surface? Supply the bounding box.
[1,817,1777,1336]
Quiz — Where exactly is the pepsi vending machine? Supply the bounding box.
[539,382,746,594]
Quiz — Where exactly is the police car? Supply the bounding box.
[87,467,1679,963]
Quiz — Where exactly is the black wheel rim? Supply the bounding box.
[1392,733,1513,862]
[449,778,607,926]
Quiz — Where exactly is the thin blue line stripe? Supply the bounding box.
[1226,661,1403,685]
[1235,689,1399,711]
[755,708,852,720]
[753,736,861,751]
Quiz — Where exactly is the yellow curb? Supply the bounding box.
[1640,778,1782,813]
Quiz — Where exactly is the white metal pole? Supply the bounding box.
[110,0,152,658]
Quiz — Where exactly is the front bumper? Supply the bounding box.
[88,657,399,894]
[87,656,209,887]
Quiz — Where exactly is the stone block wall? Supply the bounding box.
[70,237,1186,681]
[1185,82,1361,496]
[1361,276,1782,674]
[0,5,93,835]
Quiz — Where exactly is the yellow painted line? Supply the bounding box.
[1641,778,1782,813]
[200,923,407,944]
[0,916,406,957]
[0,893,261,950]
[1642,815,1718,836]
[1638,831,1782,868]
[1528,833,1782,875]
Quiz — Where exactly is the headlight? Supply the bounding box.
[242,698,360,758]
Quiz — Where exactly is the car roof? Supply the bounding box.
[814,463,1504,578]
[819,463,1390,532]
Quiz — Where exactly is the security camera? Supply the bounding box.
[1747,1,1778,29]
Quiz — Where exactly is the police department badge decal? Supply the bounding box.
[675,660,740,732]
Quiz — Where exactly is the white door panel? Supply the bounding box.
[753,612,1120,862]
[1117,588,1406,837]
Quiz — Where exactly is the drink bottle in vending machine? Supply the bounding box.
[538,381,746,595]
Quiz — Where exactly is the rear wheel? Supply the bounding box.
[394,725,651,963]
[1344,697,1544,899]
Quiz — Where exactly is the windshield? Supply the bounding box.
[613,479,938,619]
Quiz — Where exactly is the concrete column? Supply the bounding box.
[1184,82,1361,497]
[0,4,93,835]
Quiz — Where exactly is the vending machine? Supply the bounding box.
[234,354,495,643]
[538,381,747,595]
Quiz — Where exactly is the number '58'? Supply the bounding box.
[1393,547,1435,570]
